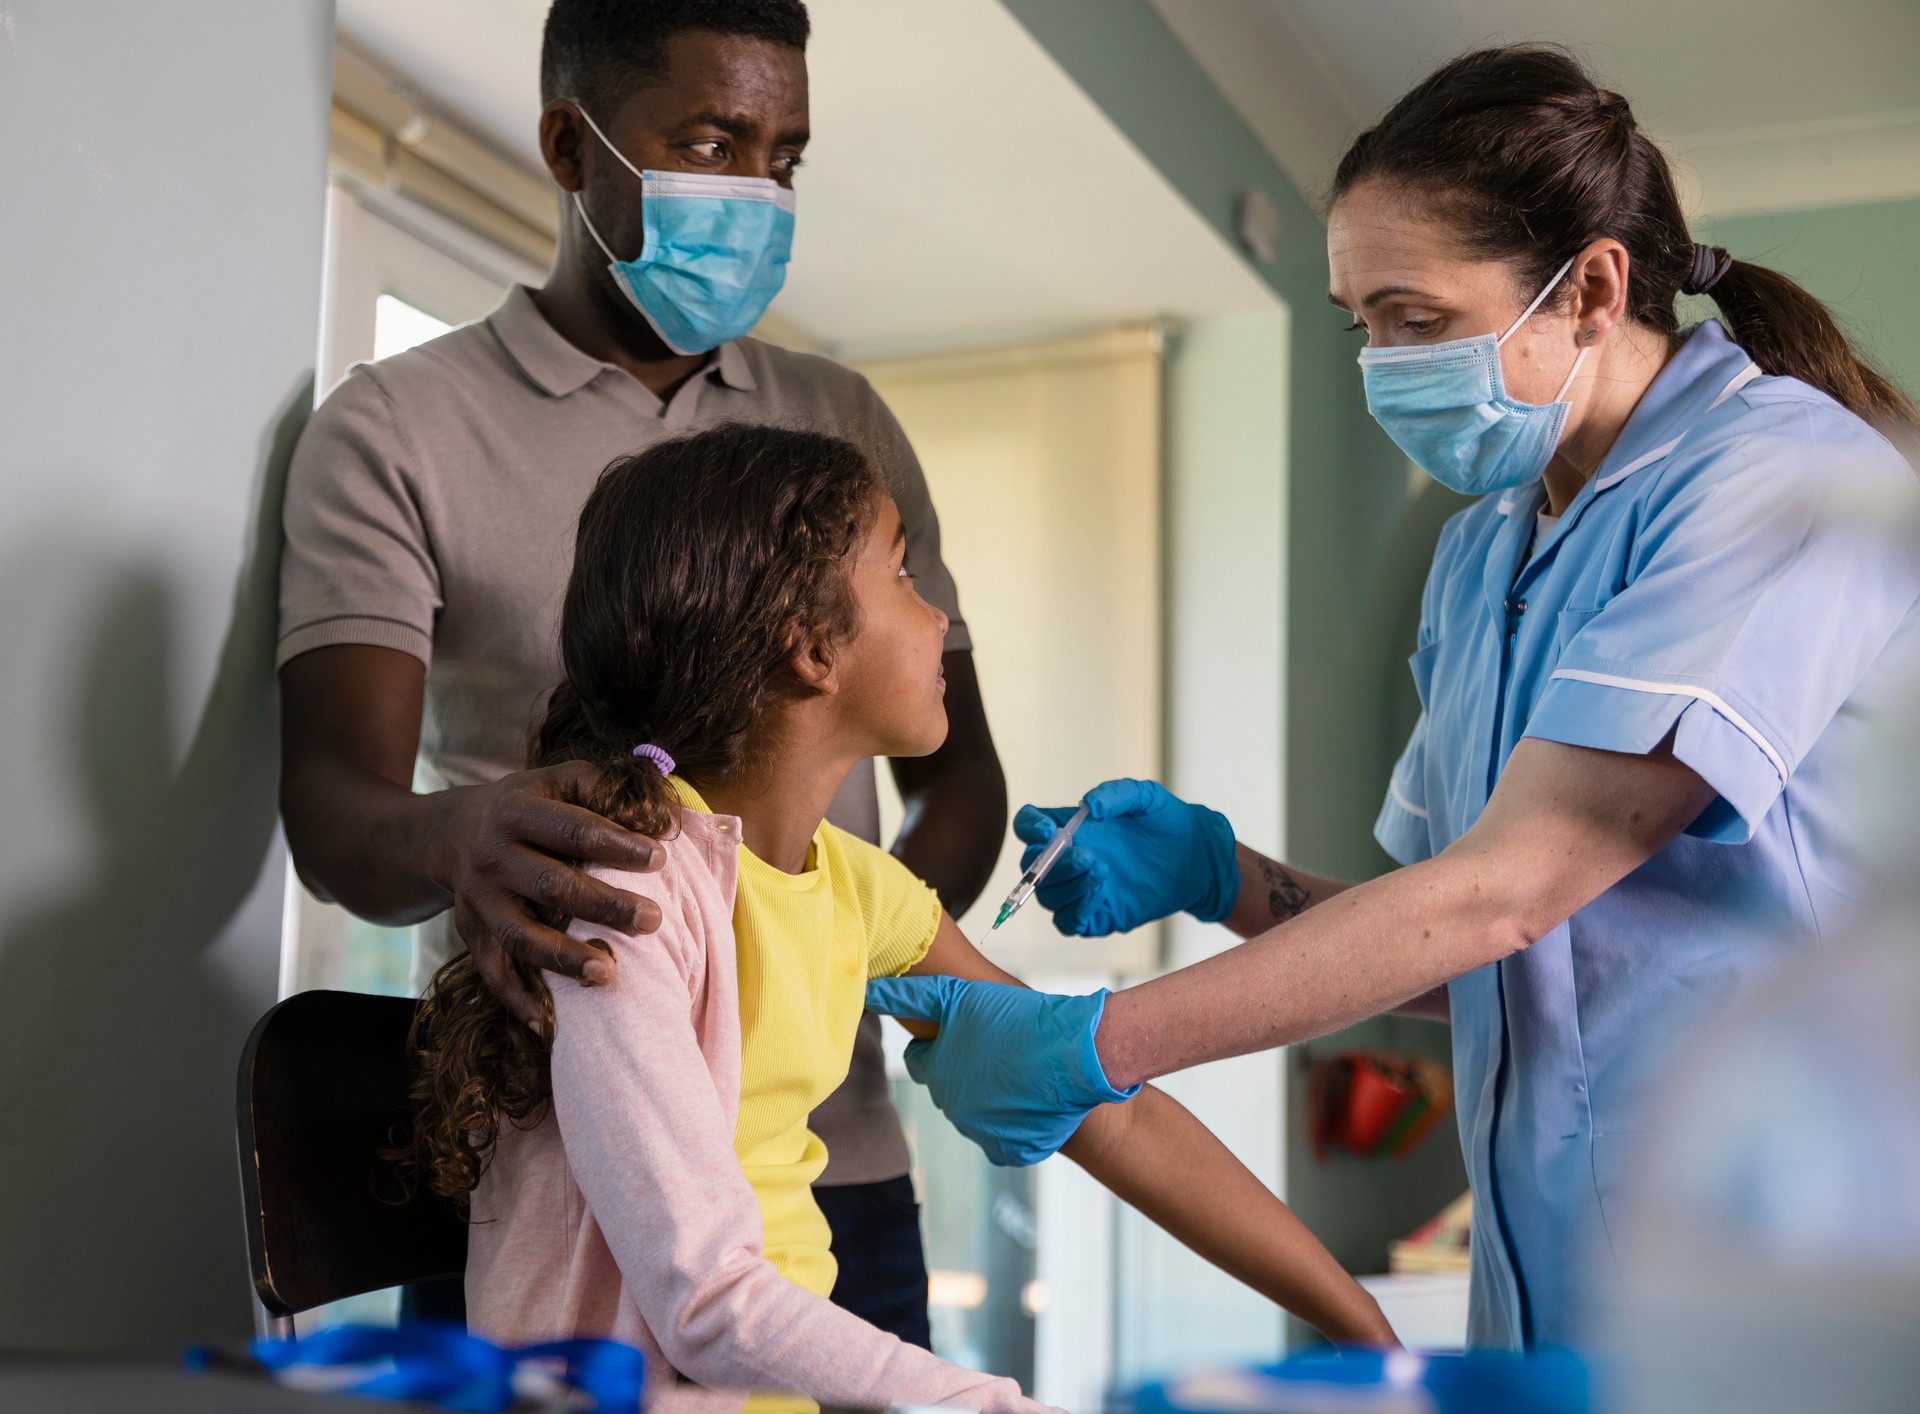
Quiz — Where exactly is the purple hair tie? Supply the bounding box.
[631,743,675,776]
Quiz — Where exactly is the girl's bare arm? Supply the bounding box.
[904,916,1395,1346]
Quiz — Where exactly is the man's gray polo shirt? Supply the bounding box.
[278,285,969,1186]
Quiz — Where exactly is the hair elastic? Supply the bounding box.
[1683,243,1733,296]
[631,743,675,775]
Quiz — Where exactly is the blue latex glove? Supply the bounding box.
[1013,778,1238,937]
[864,975,1140,1167]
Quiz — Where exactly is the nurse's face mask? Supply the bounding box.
[569,104,796,355]
[1358,255,1587,496]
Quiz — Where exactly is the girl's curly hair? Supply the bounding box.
[387,422,883,1202]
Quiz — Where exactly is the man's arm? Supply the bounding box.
[887,649,1006,917]
[1095,733,1718,1088]
[278,643,661,1024]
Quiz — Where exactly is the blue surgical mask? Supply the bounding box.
[1358,256,1588,496]
[571,106,796,355]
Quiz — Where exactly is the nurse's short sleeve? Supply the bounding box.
[1525,405,1920,842]
[1375,709,1437,866]
[277,366,442,670]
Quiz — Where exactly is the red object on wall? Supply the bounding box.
[1308,1051,1453,1161]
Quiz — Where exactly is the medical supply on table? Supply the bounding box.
[864,974,1138,1166]
[1013,779,1239,936]
[228,1323,645,1411]
[991,801,1089,932]
[1124,1346,1590,1414]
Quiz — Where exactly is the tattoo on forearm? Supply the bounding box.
[1259,858,1310,922]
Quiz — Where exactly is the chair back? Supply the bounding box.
[236,989,467,1319]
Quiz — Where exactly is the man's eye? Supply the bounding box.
[1402,318,1442,336]
[687,140,726,161]
[774,153,804,175]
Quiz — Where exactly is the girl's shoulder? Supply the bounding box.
[580,806,743,955]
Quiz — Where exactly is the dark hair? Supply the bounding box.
[1330,45,1918,436]
[540,0,810,111]
[392,423,881,1200]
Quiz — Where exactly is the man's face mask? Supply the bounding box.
[570,105,796,355]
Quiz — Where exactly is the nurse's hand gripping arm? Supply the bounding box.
[878,736,1712,1151]
[871,918,1397,1347]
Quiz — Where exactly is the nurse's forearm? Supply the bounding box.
[1064,1087,1395,1345]
[1099,855,1523,1086]
[1096,737,1717,1088]
[1223,843,1355,939]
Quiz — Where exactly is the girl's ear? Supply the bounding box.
[786,622,839,696]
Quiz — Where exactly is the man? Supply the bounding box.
[277,0,1005,1347]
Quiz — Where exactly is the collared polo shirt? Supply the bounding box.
[1375,320,1920,1348]
[279,286,969,1185]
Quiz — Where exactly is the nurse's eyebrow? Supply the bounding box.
[891,520,907,550]
[1345,284,1439,310]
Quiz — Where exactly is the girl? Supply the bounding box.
[400,423,1392,1409]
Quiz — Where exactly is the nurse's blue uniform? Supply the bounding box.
[1374,320,1920,1349]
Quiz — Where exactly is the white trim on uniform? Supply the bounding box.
[1546,667,1789,783]
[1707,362,1763,411]
[1389,776,1431,820]
[1592,436,1685,493]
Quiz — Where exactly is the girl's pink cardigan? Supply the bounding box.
[464,807,1055,1412]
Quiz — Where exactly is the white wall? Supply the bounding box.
[0,0,332,1354]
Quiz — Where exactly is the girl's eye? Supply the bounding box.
[1341,319,1365,334]
[1402,318,1442,336]
[898,562,915,581]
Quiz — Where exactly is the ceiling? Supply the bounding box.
[1149,0,1920,219]
[333,0,1276,358]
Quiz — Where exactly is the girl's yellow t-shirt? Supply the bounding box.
[669,777,940,1299]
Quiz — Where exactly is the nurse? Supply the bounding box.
[868,45,1920,1349]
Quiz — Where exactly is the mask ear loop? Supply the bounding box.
[1498,254,1588,405]
[566,102,647,264]
[1497,254,1580,346]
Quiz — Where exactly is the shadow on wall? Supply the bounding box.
[0,378,311,1356]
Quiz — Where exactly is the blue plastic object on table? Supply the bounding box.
[244,1323,645,1412]
[1124,1347,1591,1414]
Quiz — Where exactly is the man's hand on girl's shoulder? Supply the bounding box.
[438,762,666,1033]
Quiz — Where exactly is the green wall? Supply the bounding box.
[1698,196,1920,401]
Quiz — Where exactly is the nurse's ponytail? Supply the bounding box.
[1705,255,1915,437]
[1330,45,1918,438]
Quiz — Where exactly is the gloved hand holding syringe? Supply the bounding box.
[986,801,1090,933]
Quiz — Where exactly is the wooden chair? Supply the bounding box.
[236,990,467,1337]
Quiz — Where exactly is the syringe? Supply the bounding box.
[990,802,1091,932]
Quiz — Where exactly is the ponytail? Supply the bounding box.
[1331,45,1920,439]
[1696,248,1918,437]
